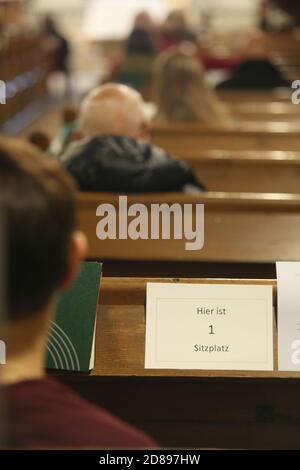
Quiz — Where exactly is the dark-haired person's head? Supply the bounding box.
[0,136,86,382]
[28,131,51,152]
[0,135,87,324]
[127,28,155,56]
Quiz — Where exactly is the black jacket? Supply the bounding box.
[61,135,204,193]
[217,59,291,90]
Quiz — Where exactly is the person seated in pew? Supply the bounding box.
[216,32,291,90]
[42,15,71,77]
[108,28,156,97]
[61,84,205,193]
[0,135,156,449]
[50,107,82,157]
[107,11,157,97]
[159,9,197,52]
[153,43,233,127]
[28,131,51,153]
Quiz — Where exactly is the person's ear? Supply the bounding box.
[136,121,151,140]
[59,231,88,291]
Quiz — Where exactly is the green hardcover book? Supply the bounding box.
[46,262,102,372]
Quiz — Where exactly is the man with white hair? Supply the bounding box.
[80,84,149,139]
[61,83,204,193]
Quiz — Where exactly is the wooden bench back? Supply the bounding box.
[175,150,300,193]
[151,124,300,152]
[77,192,300,266]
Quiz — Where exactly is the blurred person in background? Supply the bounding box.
[217,32,291,90]
[48,107,82,157]
[159,10,197,52]
[260,0,273,31]
[132,10,157,35]
[61,83,205,193]
[42,15,70,76]
[260,0,294,33]
[108,12,157,97]
[41,15,71,99]
[28,132,51,153]
[154,43,233,128]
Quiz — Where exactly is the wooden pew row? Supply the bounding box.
[233,112,300,123]
[152,123,300,152]
[270,33,300,71]
[269,32,300,49]
[217,89,293,104]
[230,103,300,115]
[280,68,300,82]
[179,150,300,193]
[230,102,300,123]
[0,35,49,127]
[218,93,300,121]
[77,192,300,278]
[59,277,300,449]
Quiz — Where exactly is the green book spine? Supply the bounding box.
[46,262,102,372]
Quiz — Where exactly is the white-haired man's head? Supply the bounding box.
[80,83,149,139]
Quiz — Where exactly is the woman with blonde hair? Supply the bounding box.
[154,43,232,128]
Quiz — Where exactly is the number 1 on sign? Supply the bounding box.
[209,325,215,335]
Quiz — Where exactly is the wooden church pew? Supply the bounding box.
[234,113,300,123]
[151,123,300,152]
[269,32,300,81]
[230,102,300,123]
[59,276,300,450]
[77,192,300,278]
[217,89,293,104]
[0,35,49,128]
[179,150,300,193]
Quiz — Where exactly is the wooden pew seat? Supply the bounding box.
[58,277,300,449]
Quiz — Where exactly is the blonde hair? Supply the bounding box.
[154,45,232,127]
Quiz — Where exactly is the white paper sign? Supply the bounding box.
[145,283,274,371]
[277,262,300,371]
